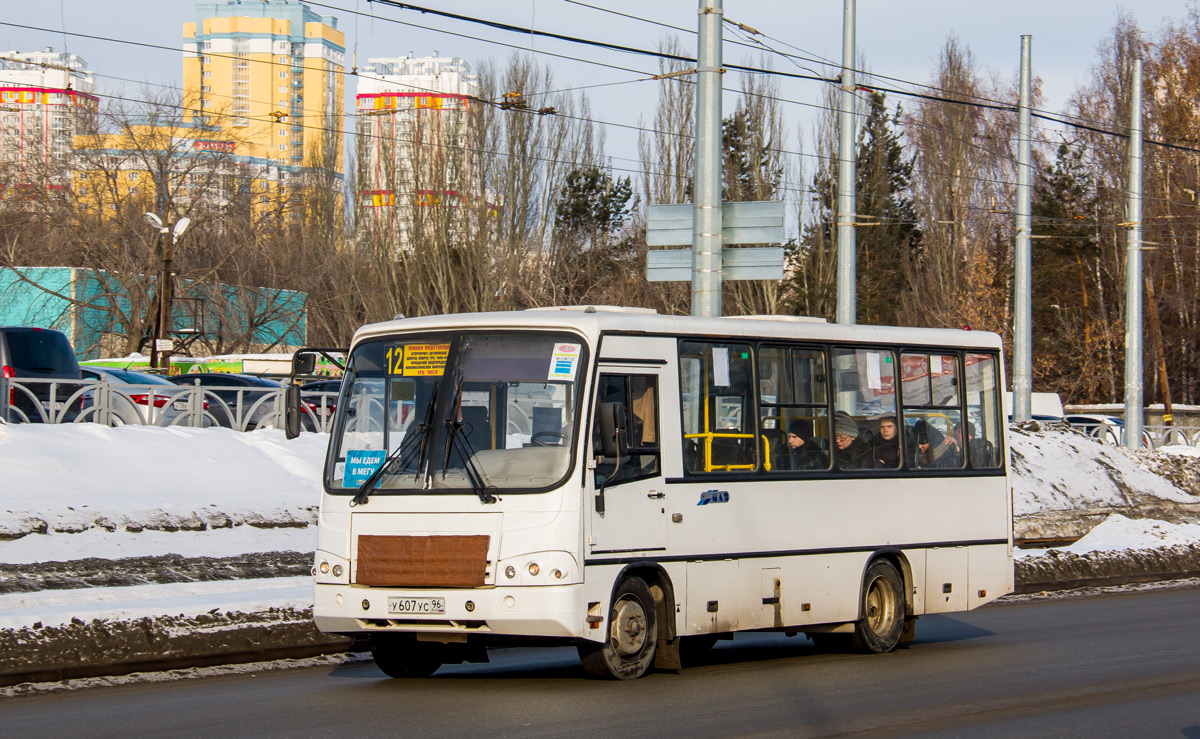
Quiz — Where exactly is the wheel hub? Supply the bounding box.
[611,597,648,657]
[866,576,895,633]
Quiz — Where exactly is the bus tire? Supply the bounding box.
[852,559,905,654]
[578,576,657,679]
[370,635,443,678]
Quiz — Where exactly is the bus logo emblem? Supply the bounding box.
[697,490,730,505]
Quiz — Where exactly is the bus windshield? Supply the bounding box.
[327,331,586,495]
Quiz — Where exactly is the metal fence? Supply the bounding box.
[0,377,337,433]
[4,377,1200,449]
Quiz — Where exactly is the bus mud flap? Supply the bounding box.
[653,637,682,671]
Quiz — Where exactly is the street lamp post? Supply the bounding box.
[143,213,190,371]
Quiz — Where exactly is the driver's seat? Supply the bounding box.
[460,405,492,451]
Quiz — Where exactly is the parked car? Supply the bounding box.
[169,372,315,431]
[80,366,213,427]
[1065,414,1154,447]
[0,326,85,423]
[300,378,342,429]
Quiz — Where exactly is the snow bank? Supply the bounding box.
[1009,422,1200,538]
[0,576,313,630]
[1018,513,1200,558]
[0,425,328,542]
[1009,424,1197,515]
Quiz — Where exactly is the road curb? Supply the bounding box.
[1015,543,1200,594]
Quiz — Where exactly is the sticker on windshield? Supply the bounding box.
[393,343,450,376]
[548,343,581,380]
[344,449,385,487]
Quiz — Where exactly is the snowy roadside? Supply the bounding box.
[2,421,1200,685]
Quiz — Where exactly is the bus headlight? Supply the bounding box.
[314,551,350,584]
[496,551,580,585]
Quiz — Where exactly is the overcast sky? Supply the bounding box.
[2,1,1193,186]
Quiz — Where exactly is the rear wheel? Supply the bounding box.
[370,635,444,678]
[852,559,906,653]
[578,576,657,679]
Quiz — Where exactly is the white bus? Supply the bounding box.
[309,307,1013,679]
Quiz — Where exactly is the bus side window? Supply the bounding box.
[831,347,899,470]
[593,374,661,486]
[965,353,1002,469]
[679,341,757,474]
[901,352,963,470]
[758,345,830,473]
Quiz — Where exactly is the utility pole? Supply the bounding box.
[835,0,857,325]
[1013,35,1033,422]
[692,0,724,318]
[144,213,190,372]
[1124,58,1144,449]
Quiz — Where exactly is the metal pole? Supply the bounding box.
[1124,58,1144,449]
[835,0,857,325]
[150,227,165,369]
[1013,35,1033,423]
[692,0,724,318]
[160,230,174,374]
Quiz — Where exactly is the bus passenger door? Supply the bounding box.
[588,370,667,555]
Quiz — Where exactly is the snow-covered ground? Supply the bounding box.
[0,424,326,541]
[1017,513,1200,558]
[1,419,1199,683]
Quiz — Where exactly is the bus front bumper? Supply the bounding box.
[313,582,587,639]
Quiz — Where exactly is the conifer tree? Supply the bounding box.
[854,91,921,324]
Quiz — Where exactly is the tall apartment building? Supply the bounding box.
[0,48,97,193]
[356,54,481,231]
[182,1,345,190]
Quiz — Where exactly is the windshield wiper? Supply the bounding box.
[350,383,438,507]
[441,373,497,505]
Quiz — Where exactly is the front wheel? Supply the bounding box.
[852,559,906,654]
[370,635,444,678]
[578,576,657,679]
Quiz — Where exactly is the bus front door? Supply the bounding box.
[588,370,667,555]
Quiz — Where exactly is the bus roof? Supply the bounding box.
[351,307,1004,351]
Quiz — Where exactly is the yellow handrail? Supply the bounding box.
[684,431,757,472]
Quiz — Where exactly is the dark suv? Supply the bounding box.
[0,327,84,423]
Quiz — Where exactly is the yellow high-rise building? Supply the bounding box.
[182,1,344,192]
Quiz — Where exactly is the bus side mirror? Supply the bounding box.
[597,401,628,459]
[292,351,316,376]
[285,382,302,439]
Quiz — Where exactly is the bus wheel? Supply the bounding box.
[852,559,905,654]
[578,576,657,679]
[370,635,443,678]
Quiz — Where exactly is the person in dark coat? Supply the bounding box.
[785,418,828,470]
[910,419,949,468]
[872,415,901,468]
[834,413,874,470]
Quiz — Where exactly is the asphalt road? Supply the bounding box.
[4,586,1200,738]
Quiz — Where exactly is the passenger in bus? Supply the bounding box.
[954,421,994,468]
[871,415,901,468]
[834,413,874,469]
[785,419,828,470]
[933,423,966,468]
[910,419,948,468]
